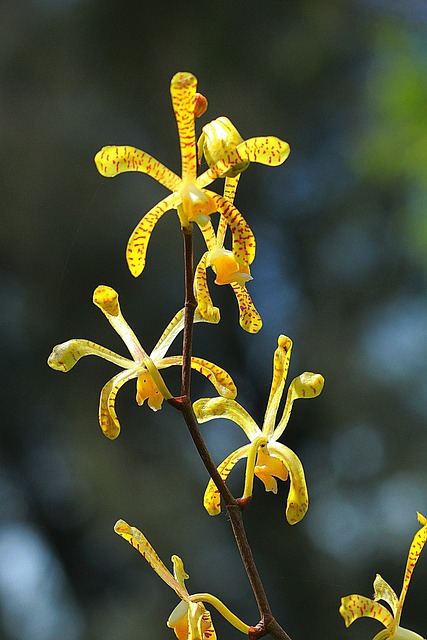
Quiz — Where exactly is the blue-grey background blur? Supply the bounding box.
[1,0,427,638]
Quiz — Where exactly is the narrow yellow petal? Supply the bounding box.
[170,72,198,182]
[235,136,290,167]
[396,511,427,621]
[114,520,189,602]
[98,369,137,439]
[194,253,221,324]
[198,219,217,252]
[203,444,251,515]
[126,193,178,277]
[339,594,394,629]
[193,397,260,440]
[273,370,324,441]
[206,191,256,266]
[230,282,262,334]
[48,339,132,372]
[189,357,237,398]
[93,285,147,362]
[94,145,181,192]
[268,442,308,524]
[262,336,292,437]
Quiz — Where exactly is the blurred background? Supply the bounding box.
[1,0,427,638]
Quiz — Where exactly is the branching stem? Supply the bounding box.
[167,223,293,640]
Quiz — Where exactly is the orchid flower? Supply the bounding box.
[340,512,427,640]
[48,285,236,440]
[114,519,250,640]
[193,335,324,524]
[94,72,290,278]
[194,177,262,333]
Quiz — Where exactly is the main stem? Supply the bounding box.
[168,223,292,640]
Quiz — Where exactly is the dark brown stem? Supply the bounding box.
[180,224,197,398]
[167,222,292,640]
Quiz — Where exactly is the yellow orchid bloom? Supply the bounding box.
[340,512,427,640]
[48,285,236,440]
[193,335,324,524]
[94,73,247,278]
[114,519,250,640]
[197,115,290,179]
[194,177,262,333]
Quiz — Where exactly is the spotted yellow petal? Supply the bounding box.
[396,511,427,621]
[273,371,325,441]
[235,136,290,166]
[193,397,260,441]
[94,145,181,192]
[194,253,221,324]
[339,594,394,629]
[268,442,308,524]
[157,355,237,399]
[229,282,262,334]
[204,444,251,515]
[205,191,256,266]
[114,520,189,602]
[170,72,198,182]
[48,339,132,372]
[262,336,292,437]
[99,369,137,439]
[93,285,147,362]
[126,193,178,277]
[198,219,217,251]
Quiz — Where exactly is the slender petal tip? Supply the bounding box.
[93,285,120,316]
[171,71,197,90]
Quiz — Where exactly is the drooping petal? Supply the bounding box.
[222,174,241,205]
[114,520,189,602]
[94,145,181,192]
[193,397,260,441]
[93,285,147,362]
[198,219,217,252]
[235,136,290,167]
[268,441,308,524]
[204,444,251,516]
[98,368,138,439]
[126,193,179,277]
[339,594,394,629]
[170,72,198,182]
[48,338,133,372]
[262,336,292,437]
[396,511,427,623]
[205,191,256,266]
[273,371,325,441]
[230,281,262,334]
[374,574,399,617]
[194,253,221,324]
[158,355,237,399]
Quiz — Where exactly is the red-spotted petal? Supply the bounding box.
[205,191,256,266]
[339,594,394,629]
[94,145,181,192]
[230,282,262,334]
[126,193,178,277]
[170,72,198,182]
